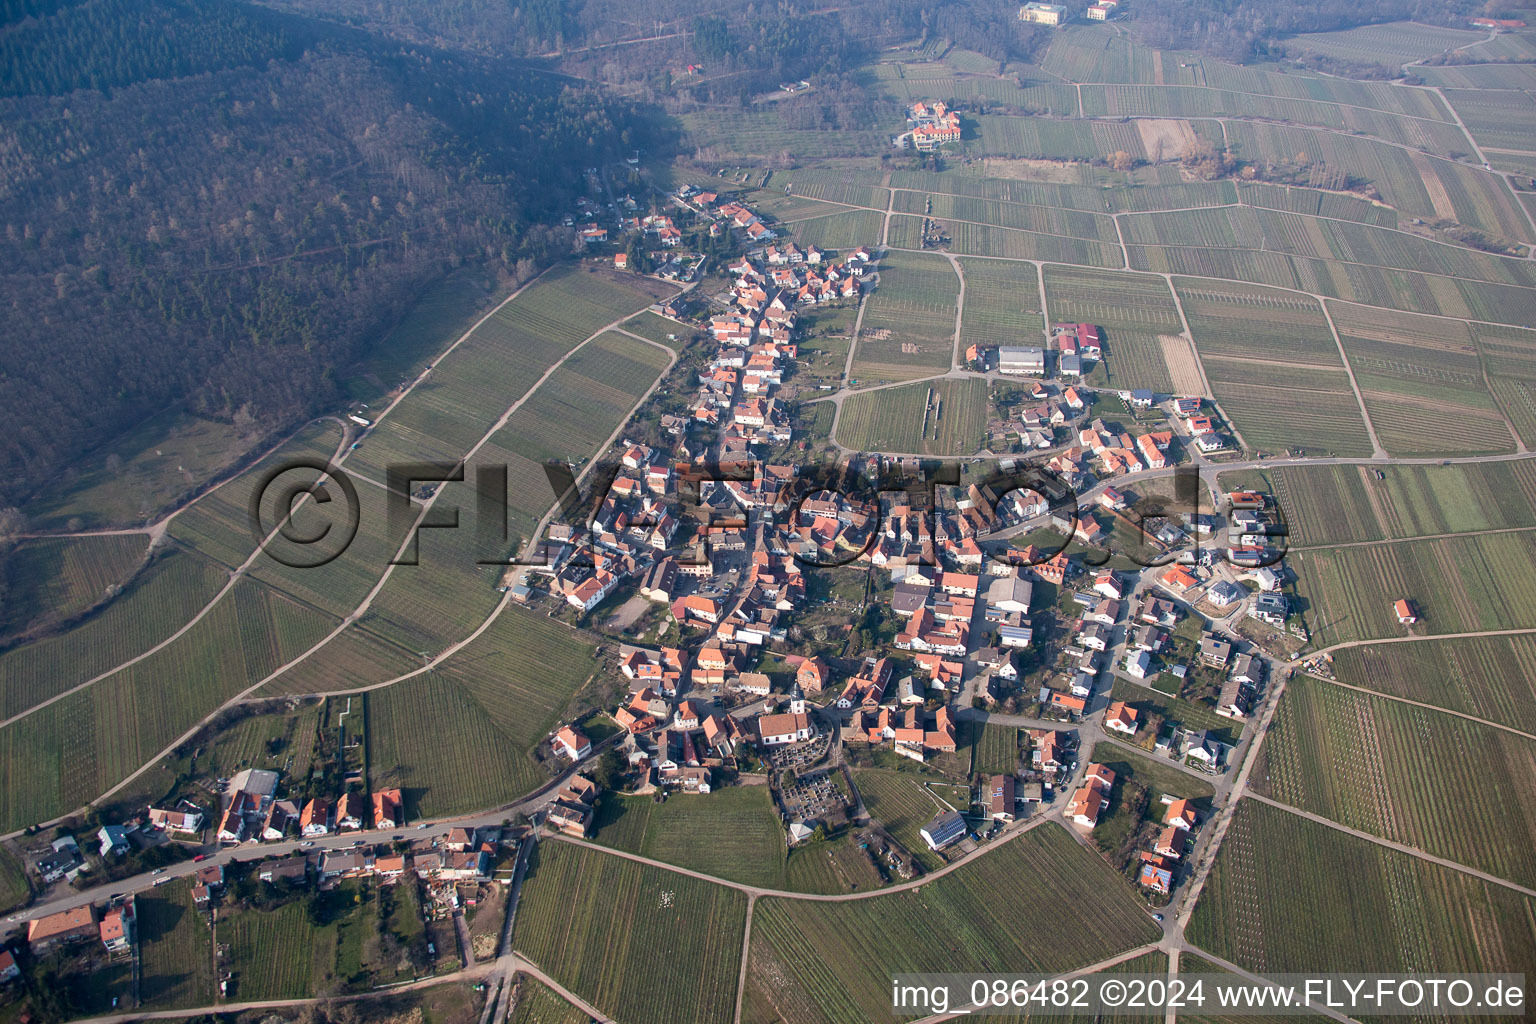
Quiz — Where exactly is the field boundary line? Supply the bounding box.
[1288,523,1536,551]
[1160,274,1230,439]
[889,245,1536,336]
[1306,673,1536,740]
[945,253,967,370]
[1177,950,1358,1024]
[907,942,1172,1024]
[0,421,351,732]
[1176,674,1288,931]
[0,267,565,726]
[240,323,680,704]
[0,277,678,840]
[1245,793,1536,898]
[733,895,756,1024]
[544,811,1055,902]
[1293,623,1536,664]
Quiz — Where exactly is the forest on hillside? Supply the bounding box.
[0,0,672,509]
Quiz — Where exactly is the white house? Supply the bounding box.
[554,725,593,761]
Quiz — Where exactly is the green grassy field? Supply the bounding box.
[1222,121,1533,245]
[346,264,670,485]
[851,250,960,383]
[835,378,987,456]
[221,897,343,1000]
[783,833,887,895]
[1289,529,1536,645]
[900,191,1117,241]
[0,846,29,913]
[339,263,501,405]
[784,209,887,250]
[0,546,227,718]
[1326,300,1516,457]
[1474,322,1536,448]
[174,702,322,785]
[138,881,216,1008]
[514,839,748,1024]
[971,722,1023,775]
[743,823,1161,1024]
[1246,456,1536,550]
[0,533,149,641]
[165,419,346,571]
[620,310,697,352]
[1179,954,1329,1023]
[593,787,788,888]
[1286,20,1486,66]
[1187,798,1536,974]
[1257,675,1536,887]
[23,411,256,531]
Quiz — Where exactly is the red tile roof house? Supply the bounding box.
[553,725,592,761]
[1067,763,1115,827]
[99,904,134,953]
[300,798,332,837]
[1104,701,1139,736]
[372,788,403,829]
[336,793,364,831]
[1164,798,1199,831]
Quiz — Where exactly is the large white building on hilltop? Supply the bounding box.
[1019,2,1068,25]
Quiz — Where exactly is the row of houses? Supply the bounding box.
[294,788,403,840]
[24,899,134,956]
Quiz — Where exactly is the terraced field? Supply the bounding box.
[515,840,748,1024]
[851,249,960,382]
[1327,300,1516,456]
[744,824,1161,1024]
[1286,20,1486,66]
[1258,675,1536,886]
[1222,121,1533,245]
[1188,799,1536,974]
[345,265,670,484]
[973,115,1144,162]
[785,209,886,249]
[836,378,988,456]
[1474,322,1536,447]
[0,575,336,831]
[897,191,1117,241]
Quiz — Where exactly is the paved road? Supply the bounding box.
[6,733,621,926]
